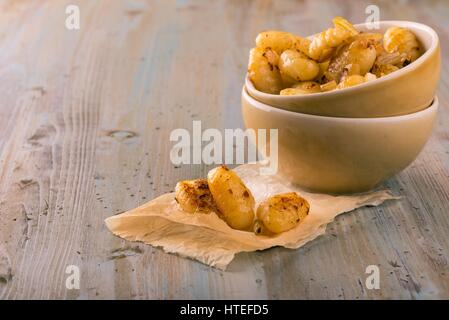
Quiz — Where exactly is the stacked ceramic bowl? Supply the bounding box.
[242,21,441,194]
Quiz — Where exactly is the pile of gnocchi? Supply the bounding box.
[175,165,310,236]
[248,17,422,95]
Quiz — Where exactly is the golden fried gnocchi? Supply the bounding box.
[383,26,421,62]
[255,31,302,54]
[248,47,283,94]
[207,165,255,230]
[301,17,358,61]
[279,50,320,85]
[354,32,384,56]
[248,17,422,94]
[347,39,378,75]
[326,38,377,83]
[337,74,366,89]
[174,167,313,236]
[256,192,309,234]
[175,179,216,213]
[280,81,321,95]
[372,52,402,77]
[372,63,399,78]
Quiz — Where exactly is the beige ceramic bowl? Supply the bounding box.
[246,21,440,118]
[242,87,438,193]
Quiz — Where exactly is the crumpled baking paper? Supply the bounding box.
[105,163,398,270]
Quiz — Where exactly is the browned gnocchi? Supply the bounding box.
[256,192,310,234]
[248,17,422,95]
[207,165,255,230]
[174,166,310,235]
[175,179,216,213]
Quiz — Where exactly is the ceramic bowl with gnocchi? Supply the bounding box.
[242,87,438,193]
[246,19,440,118]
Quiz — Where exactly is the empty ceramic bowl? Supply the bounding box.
[246,21,440,118]
[242,86,438,193]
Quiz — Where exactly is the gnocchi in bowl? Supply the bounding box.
[242,87,438,193]
[246,19,440,118]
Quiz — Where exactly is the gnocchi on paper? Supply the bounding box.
[174,165,310,235]
[248,17,422,95]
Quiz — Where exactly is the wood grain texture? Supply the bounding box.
[0,0,448,299]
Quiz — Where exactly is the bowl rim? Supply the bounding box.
[246,20,440,99]
[243,85,438,122]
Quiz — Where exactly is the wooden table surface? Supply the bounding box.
[0,0,448,300]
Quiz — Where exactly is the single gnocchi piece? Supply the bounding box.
[280,81,321,95]
[371,51,405,78]
[375,51,407,66]
[337,74,366,89]
[354,32,384,56]
[372,63,399,78]
[325,43,351,83]
[256,192,310,234]
[326,38,377,83]
[346,39,377,75]
[255,31,302,54]
[207,165,255,230]
[248,47,284,94]
[279,50,320,85]
[383,26,421,63]
[300,16,358,61]
[175,179,216,213]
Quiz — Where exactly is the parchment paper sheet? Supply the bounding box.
[105,163,398,270]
